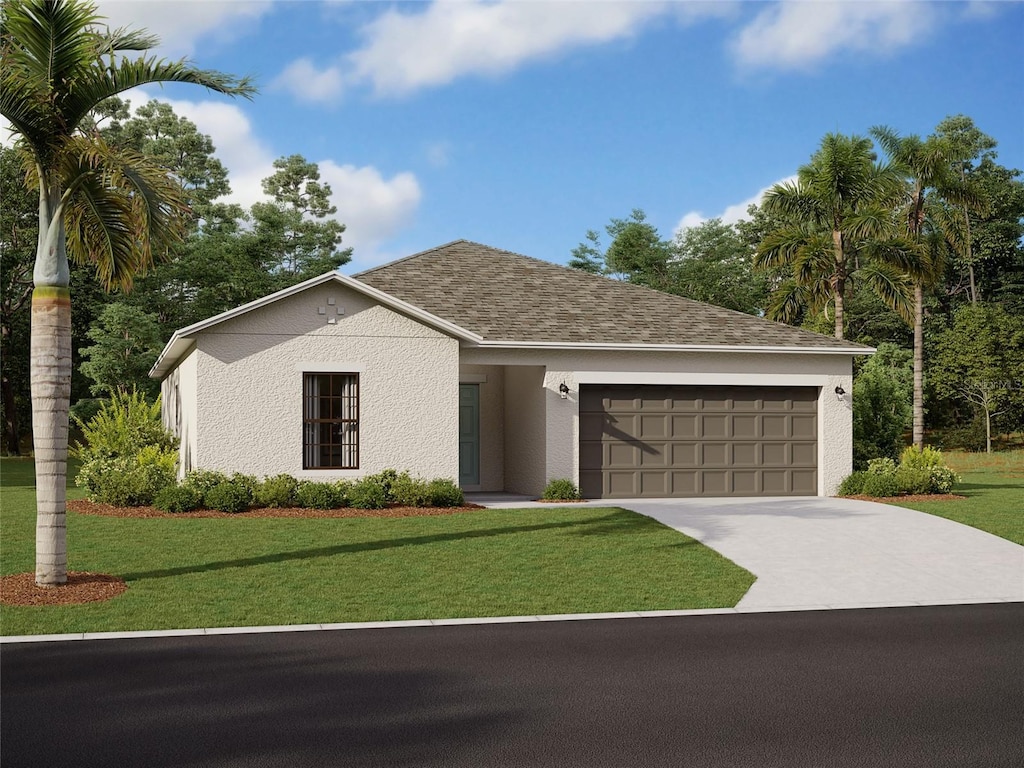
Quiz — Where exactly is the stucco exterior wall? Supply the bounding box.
[161,347,198,476]
[462,347,855,496]
[459,364,505,492]
[190,283,460,480]
[503,365,547,495]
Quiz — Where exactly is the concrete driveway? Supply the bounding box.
[477,495,1024,610]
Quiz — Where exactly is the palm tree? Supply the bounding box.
[0,0,254,586]
[755,133,914,339]
[870,127,986,448]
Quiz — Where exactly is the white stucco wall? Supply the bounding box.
[462,347,855,496]
[503,365,547,495]
[460,364,505,492]
[161,347,198,476]
[187,283,460,480]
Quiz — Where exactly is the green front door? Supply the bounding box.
[459,384,480,487]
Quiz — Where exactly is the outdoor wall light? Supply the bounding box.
[559,382,570,399]
[834,385,846,399]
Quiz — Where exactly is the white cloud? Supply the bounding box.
[675,175,796,235]
[317,161,422,269]
[95,0,272,57]
[347,0,673,96]
[732,1,935,70]
[271,59,345,106]
[126,89,421,264]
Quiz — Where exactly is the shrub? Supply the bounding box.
[542,478,582,501]
[366,469,399,502]
[866,457,897,475]
[898,446,959,493]
[154,484,202,513]
[72,389,176,462]
[255,474,299,508]
[349,476,389,509]
[895,467,933,496]
[861,471,899,498]
[928,466,959,494]
[427,478,464,507]
[76,446,177,506]
[899,446,944,470]
[295,481,344,510]
[390,472,431,507]
[182,469,231,503]
[836,471,868,497]
[228,472,258,499]
[852,344,912,469]
[204,481,251,513]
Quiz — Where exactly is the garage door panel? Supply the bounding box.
[703,414,729,438]
[733,443,759,466]
[733,415,758,438]
[671,414,699,437]
[792,442,817,465]
[607,471,637,497]
[702,470,729,494]
[607,442,639,467]
[733,471,760,494]
[792,415,817,439]
[792,470,817,494]
[702,443,729,467]
[639,472,667,496]
[670,471,699,495]
[762,443,790,466]
[579,385,818,499]
[762,470,790,494]
[671,442,699,465]
[640,414,668,438]
[762,415,789,438]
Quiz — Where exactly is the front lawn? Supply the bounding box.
[889,450,1024,546]
[0,457,754,636]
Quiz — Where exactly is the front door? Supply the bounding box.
[459,384,480,487]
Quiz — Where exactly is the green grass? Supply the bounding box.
[888,449,1024,545]
[0,457,754,636]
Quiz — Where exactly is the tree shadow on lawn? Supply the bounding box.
[121,510,657,581]
[952,481,1022,492]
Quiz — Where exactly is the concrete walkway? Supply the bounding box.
[474,495,1024,610]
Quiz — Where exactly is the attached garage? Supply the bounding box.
[579,385,819,499]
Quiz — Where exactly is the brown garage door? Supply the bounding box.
[579,385,818,498]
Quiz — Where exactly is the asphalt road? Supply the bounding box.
[2,604,1022,768]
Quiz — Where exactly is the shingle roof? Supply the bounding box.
[354,240,867,350]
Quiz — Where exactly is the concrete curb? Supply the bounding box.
[3,599,1019,644]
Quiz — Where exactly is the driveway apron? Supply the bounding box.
[618,497,1024,610]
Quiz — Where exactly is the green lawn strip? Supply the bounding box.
[888,472,1024,546]
[1,459,753,635]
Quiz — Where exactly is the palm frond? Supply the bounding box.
[859,262,914,324]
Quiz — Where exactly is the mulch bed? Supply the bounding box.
[845,493,967,503]
[67,499,486,519]
[0,571,127,608]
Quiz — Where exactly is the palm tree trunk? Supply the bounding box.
[31,286,71,585]
[913,282,929,450]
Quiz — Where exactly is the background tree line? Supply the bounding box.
[2,106,1021,461]
[1,97,351,453]
[569,116,1024,461]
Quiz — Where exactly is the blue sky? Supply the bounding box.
[12,1,1024,271]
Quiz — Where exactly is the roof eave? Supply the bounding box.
[465,340,874,355]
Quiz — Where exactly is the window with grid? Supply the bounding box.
[303,373,359,469]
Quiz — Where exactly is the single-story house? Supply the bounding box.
[150,240,871,498]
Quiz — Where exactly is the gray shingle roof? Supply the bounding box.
[354,240,866,350]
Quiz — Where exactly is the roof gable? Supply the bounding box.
[355,240,869,351]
